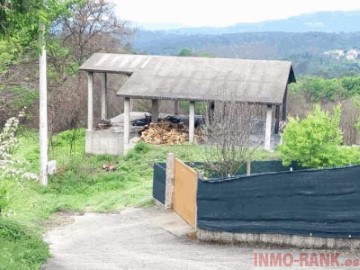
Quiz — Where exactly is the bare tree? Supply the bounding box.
[340,98,360,145]
[54,0,132,65]
[46,0,133,132]
[202,92,261,178]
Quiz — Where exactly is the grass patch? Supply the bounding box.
[0,219,49,270]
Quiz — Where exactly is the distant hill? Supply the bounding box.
[139,10,360,34]
[132,11,360,77]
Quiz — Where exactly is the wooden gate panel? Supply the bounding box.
[172,159,197,227]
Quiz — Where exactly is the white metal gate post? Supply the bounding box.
[265,105,273,150]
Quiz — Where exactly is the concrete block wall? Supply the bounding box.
[85,129,139,155]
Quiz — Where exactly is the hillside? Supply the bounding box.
[132,10,360,77]
[139,10,360,34]
[133,31,360,77]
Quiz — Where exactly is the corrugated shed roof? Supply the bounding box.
[80,53,296,104]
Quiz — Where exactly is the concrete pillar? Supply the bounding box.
[189,101,195,143]
[174,100,179,115]
[208,101,215,124]
[265,104,273,150]
[151,99,159,123]
[282,86,288,121]
[123,97,131,154]
[274,105,280,134]
[101,73,107,120]
[87,72,94,131]
[165,153,175,209]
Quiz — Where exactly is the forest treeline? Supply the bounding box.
[290,76,360,102]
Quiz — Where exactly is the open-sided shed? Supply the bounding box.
[80,53,296,153]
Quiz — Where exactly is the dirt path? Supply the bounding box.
[42,207,359,270]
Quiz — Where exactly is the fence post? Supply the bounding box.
[246,160,251,176]
[165,153,175,209]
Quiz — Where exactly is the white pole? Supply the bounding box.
[265,105,273,151]
[123,97,131,154]
[39,22,48,186]
[100,73,107,120]
[87,72,94,131]
[189,101,195,143]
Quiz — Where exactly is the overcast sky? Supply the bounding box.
[113,0,360,27]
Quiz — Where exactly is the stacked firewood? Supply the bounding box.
[140,122,200,145]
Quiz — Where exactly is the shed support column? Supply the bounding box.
[123,97,131,154]
[282,86,288,121]
[189,101,195,143]
[101,73,107,120]
[87,72,94,131]
[151,99,159,123]
[265,105,273,150]
[174,101,179,115]
[274,105,280,135]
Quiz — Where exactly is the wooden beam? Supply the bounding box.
[151,99,159,123]
[189,101,195,143]
[100,73,108,120]
[87,72,94,131]
[265,104,273,150]
[123,97,131,154]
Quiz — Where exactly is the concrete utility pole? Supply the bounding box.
[39,13,48,186]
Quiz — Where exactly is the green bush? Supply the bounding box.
[0,219,27,241]
[278,105,347,168]
[339,146,360,165]
[0,219,49,270]
[50,128,85,155]
[0,181,10,215]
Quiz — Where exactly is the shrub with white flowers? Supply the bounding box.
[0,110,38,216]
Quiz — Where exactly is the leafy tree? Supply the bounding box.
[177,48,194,57]
[177,48,210,57]
[0,0,78,42]
[278,105,345,168]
